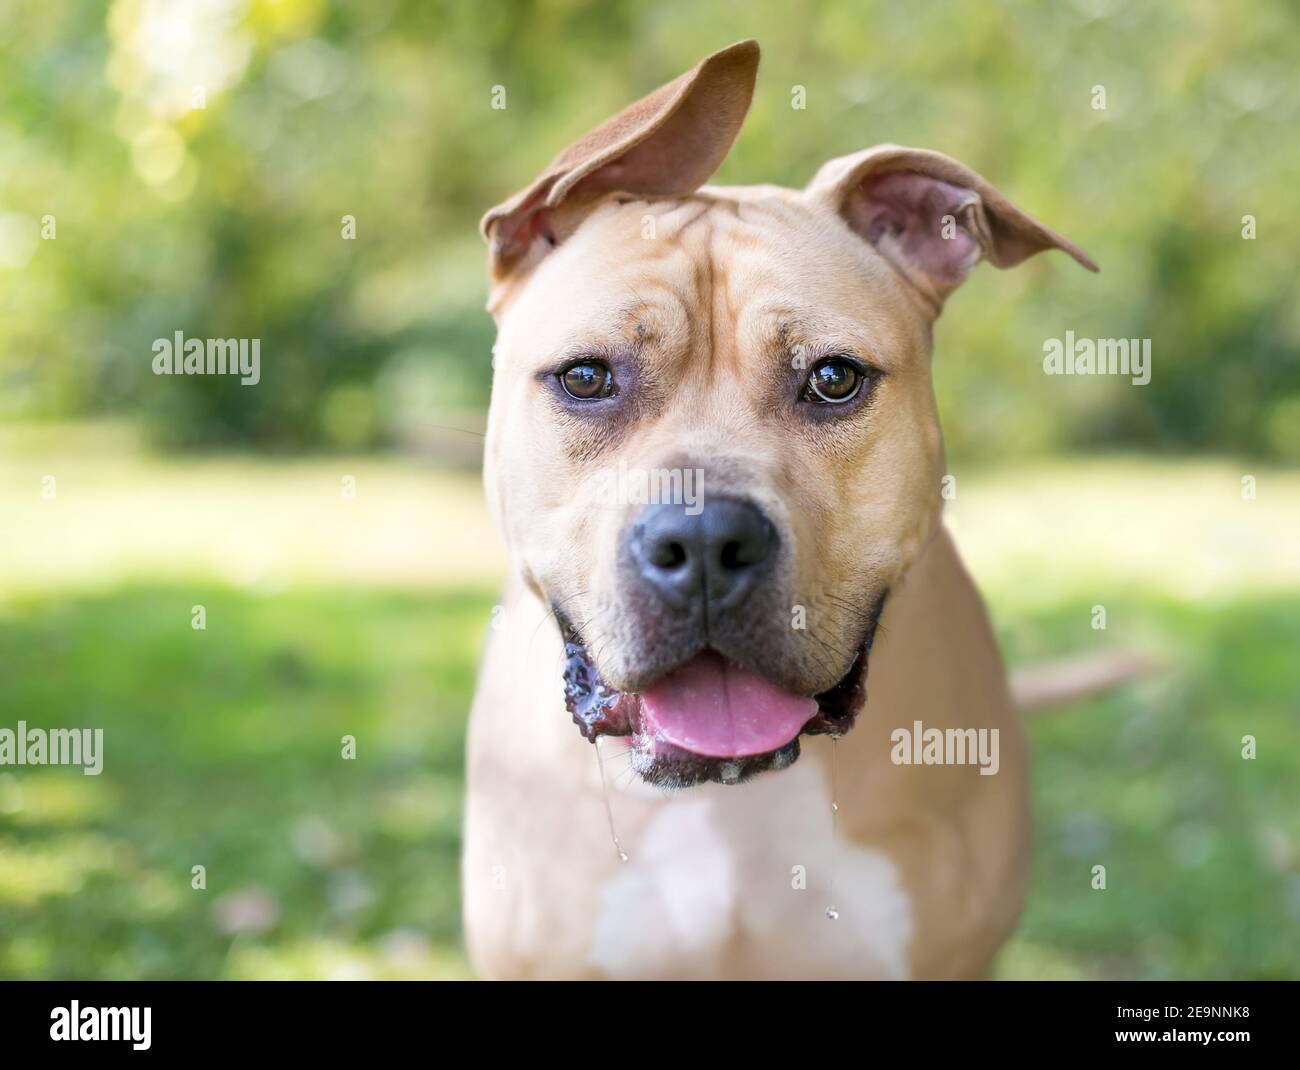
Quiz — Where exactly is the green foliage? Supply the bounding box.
[1,0,1297,455]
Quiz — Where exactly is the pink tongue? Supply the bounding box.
[640,652,817,759]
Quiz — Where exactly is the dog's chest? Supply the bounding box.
[466,738,915,980]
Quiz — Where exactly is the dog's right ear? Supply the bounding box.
[480,40,759,292]
[806,145,1097,314]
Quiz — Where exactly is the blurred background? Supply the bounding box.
[1,0,1297,979]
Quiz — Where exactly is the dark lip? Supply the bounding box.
[559,595,886,788]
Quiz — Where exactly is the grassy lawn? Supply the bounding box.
[1,427,1297,978]
[998,592,1300,979]
[0,584,491,979]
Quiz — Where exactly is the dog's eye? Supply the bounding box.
[559,361,617,401]
[802,357,863,404]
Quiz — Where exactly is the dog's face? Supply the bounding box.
[481,41,1093,787]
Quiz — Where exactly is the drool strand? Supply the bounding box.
[826,735,839,921]
[595,736,629,862]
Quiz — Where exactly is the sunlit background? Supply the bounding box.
[1,0,1297,979]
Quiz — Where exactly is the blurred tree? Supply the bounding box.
[0,0,1296,457]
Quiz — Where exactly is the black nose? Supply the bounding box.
[629,498,777,610]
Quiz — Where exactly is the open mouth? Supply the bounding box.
[560,599,884,788]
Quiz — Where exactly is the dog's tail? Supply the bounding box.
[1010,649,1163,713]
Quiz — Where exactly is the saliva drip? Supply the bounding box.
[594,736,629,862]
[826,735,839,921]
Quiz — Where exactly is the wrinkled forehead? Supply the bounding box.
[494,193,920,370]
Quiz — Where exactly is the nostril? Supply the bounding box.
[650,539,688,570]
[719,539,746,571]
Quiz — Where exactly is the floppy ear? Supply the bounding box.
[481,39,759,286]
[807,145,1097,311]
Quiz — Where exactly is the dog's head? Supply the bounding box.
[480,40,1094,787]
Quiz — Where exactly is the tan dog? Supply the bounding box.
[464,40,1095,980]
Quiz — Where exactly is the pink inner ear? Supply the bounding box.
[849,171,984,288]
[489,183,557,262]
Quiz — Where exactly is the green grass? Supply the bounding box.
[1,582,1296,979]
[998,593,1300,979]
[1,433,1297,978]
[0,585,493,979]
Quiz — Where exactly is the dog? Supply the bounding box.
[463,39,1096,980]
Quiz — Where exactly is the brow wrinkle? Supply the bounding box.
[703,235,716,374]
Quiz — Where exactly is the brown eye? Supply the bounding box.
[559,361,616,400]
[803,357,863,404]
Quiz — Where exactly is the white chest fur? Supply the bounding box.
[586,742,914,980]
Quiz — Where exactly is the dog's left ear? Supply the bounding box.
[807,145,1097,311]
[481,40,760,291]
